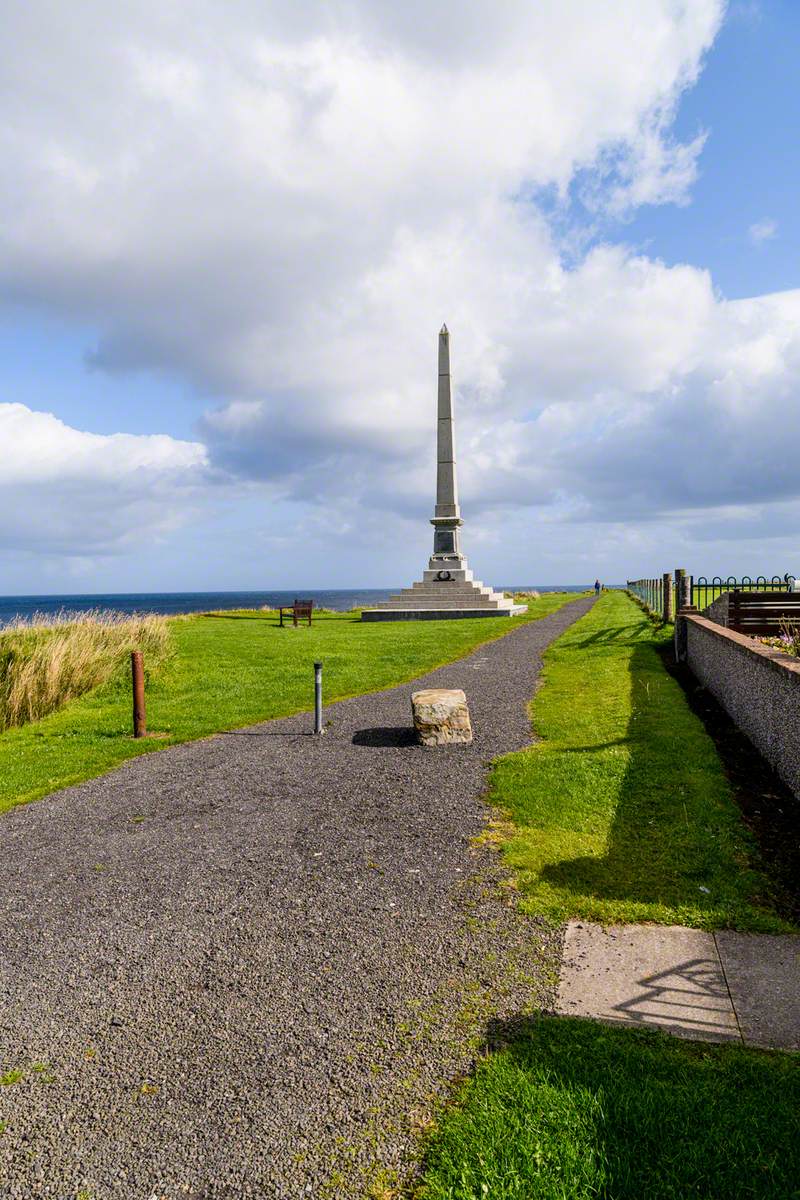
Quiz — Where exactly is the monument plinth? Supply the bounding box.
[362,326,526,622]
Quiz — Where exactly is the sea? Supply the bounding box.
[0,586,595,627]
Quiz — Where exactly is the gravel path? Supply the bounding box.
[0,597,593,1199]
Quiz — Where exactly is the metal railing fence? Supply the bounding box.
[626,573,797,622]
[692,575,796,613]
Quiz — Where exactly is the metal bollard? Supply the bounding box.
[313,661,323,735]
[131,651,146,739]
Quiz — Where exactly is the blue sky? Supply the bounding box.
[2,0,799,592]
[0,309,194,438]
[623,0,800,299]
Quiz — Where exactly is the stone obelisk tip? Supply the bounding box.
[434,323,459,529]
[438,324,450,376]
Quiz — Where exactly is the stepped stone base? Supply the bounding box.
[362,606,525,621]
[362,567,526,622]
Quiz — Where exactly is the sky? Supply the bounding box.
[1,0,799,593]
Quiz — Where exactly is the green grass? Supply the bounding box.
[491,591,791,931]
[415,1017,800,1200]
[0,593,581,815]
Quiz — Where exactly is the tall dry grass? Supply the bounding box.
[0,610,171,731]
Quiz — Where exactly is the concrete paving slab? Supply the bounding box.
[716,932,800,1051]
[558,922,740,1042]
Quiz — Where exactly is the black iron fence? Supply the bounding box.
[692,575,796,613]
[626,573,797,622]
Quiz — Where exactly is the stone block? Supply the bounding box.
[411,688,473,746]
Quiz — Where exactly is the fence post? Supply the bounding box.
[131,651,146,739]
[663,572,672,622]
[674,572,699,661]
[679,574,690,609]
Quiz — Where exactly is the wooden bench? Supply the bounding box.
[278,599,314,627]
[728,591,800,636]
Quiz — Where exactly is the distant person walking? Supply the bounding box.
[594,579,601,597]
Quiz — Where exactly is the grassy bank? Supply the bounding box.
[416,1017,800,1200]
[413,591,797,1199]
[0,592,581,815]
[0,611,169,730]
[491,591,790,931]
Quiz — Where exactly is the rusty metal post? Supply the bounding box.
[131,651,146,739]
[663,572,673,623]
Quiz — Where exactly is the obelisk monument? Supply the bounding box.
[362,326,525,621]
[429,325,465,574]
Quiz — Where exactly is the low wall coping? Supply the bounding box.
[684,613,800,681]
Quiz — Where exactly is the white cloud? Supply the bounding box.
[749,217,778,245]
[1,404,208,555]
[6,0,799,585]
[2,404,205,486]
[0,1,723,393]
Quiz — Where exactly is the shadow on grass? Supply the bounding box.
[659,643,800,925]
[200,611,355,624]
[418,1015,799,1200]
[568,627,647,648]
[558,738,630,754]
[535,638,790,926]
[200,613,271,621]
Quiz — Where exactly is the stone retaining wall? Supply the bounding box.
[683,613,800,800]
